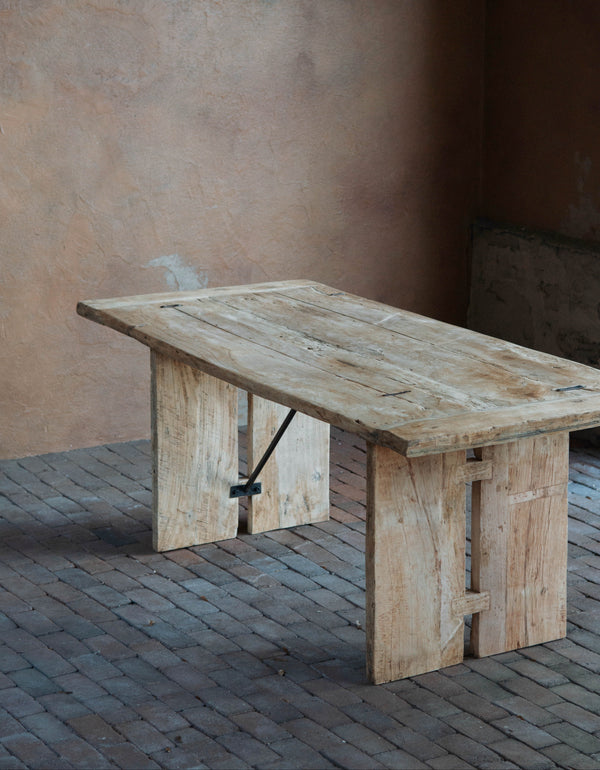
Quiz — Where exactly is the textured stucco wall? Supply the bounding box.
[1,0,484,458]
[483,0,600,241]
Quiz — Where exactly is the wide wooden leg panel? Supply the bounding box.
[366,444,466,684]
[471,432,569,657]
[151,351,238,551]
[247,394,329,534]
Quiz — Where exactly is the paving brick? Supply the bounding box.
[303,677,363,708]
[52,614,103,641]
[102,742,162,769]
[437,733,505,767]
[130,639,183,671]
[552,682,600,713]
[83,633,135,661]
[21,645,76,679]
[545,719,600,754]
[443,711,505,745]
[53,672,107,702]
[453,671,514,702]
[493,695,558,727]
[0,709,25,740]
[208,668,260,699]
[222,650,272,680]
[1,733,63,768]
[100,677,152,709]
[375,748,430,768]
[20,711,74,744]
[384,725,450,760]
[554,660,600,693]
[541,742,600,769]
[118,718,173,753]
[332,721,395,754]
[115,655,167,685]
[83,584,130,608]
[153,746,212,769]
[491,716,559,749]
[489,738,556,769]
[8,610,59,637]
[36,693,91,721]
[8,668,59,697]
[0,649,28,675]
[393,707,453,741]
[231,710,289,743]
[217,731,283,765]
[193,685,253,717]
[322,742,387,768]
[414,670,471,699]
[243,691,303,724]
[0,687,44,718]
[280,717,346,752]
[51,736,113,769]
[500,675,564,707]
[70,653,122,684]
[506,657,570,687]
[546,699,600,732]
[86,695,137,726]
[425,754,478,769]
[264,737,336,768]
[163,663,216,693]
[67,713,123,749]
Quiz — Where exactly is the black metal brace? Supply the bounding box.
[230,408,297,498]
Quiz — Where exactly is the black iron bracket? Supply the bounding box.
[229,408,297,498]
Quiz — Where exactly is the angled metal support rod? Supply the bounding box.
[230,408,297,498]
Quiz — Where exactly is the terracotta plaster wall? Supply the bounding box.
[483,0,600,240]
[1,1,483,458]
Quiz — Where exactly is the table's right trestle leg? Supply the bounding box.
[365,444,467,684]
[470,432,569,657]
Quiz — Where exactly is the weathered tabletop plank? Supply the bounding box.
[78,280,600,456]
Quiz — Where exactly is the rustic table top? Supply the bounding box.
[78,280,600,456]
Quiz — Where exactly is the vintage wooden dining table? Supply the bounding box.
[78,280,600,684]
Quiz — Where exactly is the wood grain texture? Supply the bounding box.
[151,351,239,551]
[78,281,600,457]
[247,395,329,533]
[470,432,569,656]
[366,444,467,684]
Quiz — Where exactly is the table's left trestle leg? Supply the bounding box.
[151,351,239,551]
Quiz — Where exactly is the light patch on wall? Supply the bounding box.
[562,153,600,240]
[147,254,208,291]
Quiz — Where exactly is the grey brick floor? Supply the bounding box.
[2,429,600,768]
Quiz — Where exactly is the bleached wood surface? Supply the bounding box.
[151,351,239,551]
[470,432,569,657]
[247,395,329,534]
[79,281,600,457]
[366,444,467,683]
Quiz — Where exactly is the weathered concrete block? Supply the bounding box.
[469,219,600,440]
[469,220,600,367]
